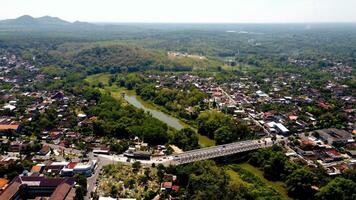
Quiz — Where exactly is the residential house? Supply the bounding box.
[316,128,353,145]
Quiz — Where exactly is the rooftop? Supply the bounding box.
[0,124,19,130]
[0,176,75,200]
[316,128,352,140]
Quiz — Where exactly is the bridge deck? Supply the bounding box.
[171,138,273,165]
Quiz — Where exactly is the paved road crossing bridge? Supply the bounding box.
[171,138,273,165]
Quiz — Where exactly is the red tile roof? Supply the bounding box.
[0,178,9,188]
[162,182,172,189]
[0,179,21,200]
[31,165,43,173]
[49,182,73,200]
[0,124,19,130]
[0,176,75,200]
[66,162,78,169]
[172,185,180,192]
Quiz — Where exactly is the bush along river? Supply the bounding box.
[123,92,216,147]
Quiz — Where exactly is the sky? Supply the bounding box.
[1,0,356,23]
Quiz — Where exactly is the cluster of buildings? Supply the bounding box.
[289,128,355,175]
[160,174,180,198]
[141,72,355,176]
[146,72,354,134]
[30,160,97,177]
[0,52,178,200]
[122,138,169,161]
[0,52,104,199]
[0,48,355,199]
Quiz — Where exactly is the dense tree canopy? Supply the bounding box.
[171,128,199,151]
[196,110,252,144]
[83,88,169,145]
[316,177,356,200]
[286,168,316,200]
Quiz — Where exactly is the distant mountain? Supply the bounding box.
[0,15,149,40]
[0,15,65,25]
[0,15,88,27]
[36,16,71,25]
[6,15,37,25]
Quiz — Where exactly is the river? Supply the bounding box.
[85,74,215,146]
[124,94,184,130]
[123,92,215,147]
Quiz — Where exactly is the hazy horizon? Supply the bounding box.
[1,0,356,23]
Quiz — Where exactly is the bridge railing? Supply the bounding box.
[172,140,274,165]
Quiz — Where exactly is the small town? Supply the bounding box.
[0,2,356,199]
[1,48,355,200]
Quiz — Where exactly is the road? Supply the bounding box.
[96,138,275,166]
[41,142,114,200]
[84,153,114,200]
[171,138,273,165]
[42,136,274,198]
[219,86,270,136]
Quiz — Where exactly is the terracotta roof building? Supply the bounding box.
[0,178,9,192]
[0,176,76,200]
[0,124,20,132]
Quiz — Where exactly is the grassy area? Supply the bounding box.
[85,73,111,85]
[198,134,216,147]
[225,164,287,200]
[236,163,291,200]
[225,168,245,184]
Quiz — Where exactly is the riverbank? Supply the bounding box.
[85,73,216,147]
[229,163,291,200]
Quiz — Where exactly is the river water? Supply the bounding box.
[123,92,215,147]
[124,94,185,130]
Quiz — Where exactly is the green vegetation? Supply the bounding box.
[116,73,209,121]
[285,168,316,200]
[84,73,112,86]
[316,177,356,200]
[197,134,216,147]
[196,110,252,144]
[164,160,284,200]
[98,163,160,199]
[1,17,355,200]
[236,163,290,199]
[227,164,285,200]
[85,73,216,148]
[74,174,87,200]
[82,87,169,145]
[0,160,34,180]
[171,128,199,151]
[246,146,356,200]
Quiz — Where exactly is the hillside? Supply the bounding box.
[0,15,71,25]
[28,43,223,72]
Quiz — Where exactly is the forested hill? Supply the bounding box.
[1,15,356,69]
[0,15,92,32]
[0,15,148,41]
[23,44,223,72]
[73,46,155,68]
[0,15,71,26]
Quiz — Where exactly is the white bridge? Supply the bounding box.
[170,138,274,165]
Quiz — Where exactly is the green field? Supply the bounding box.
[85,73,111,86]
[198,134,216,147]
